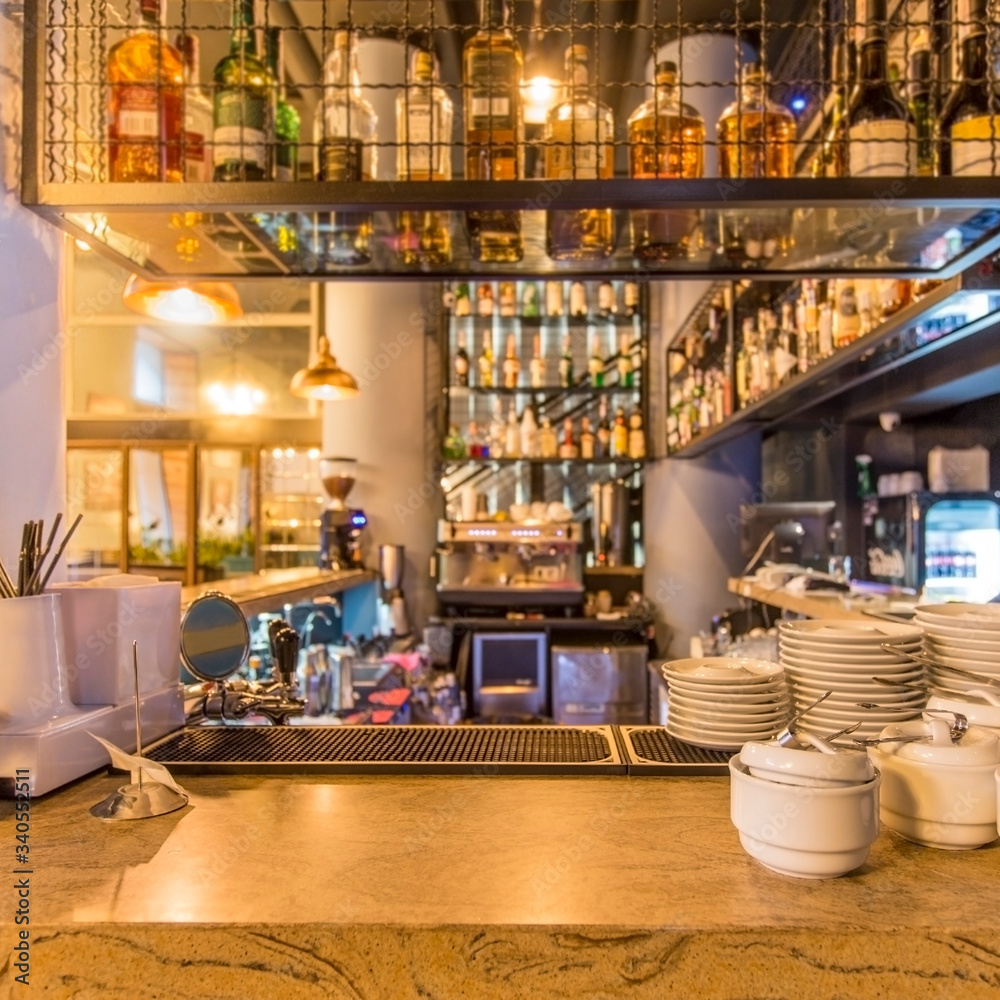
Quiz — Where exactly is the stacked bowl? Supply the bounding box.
[917,603,1000,694]
[662,658,789,751]
[778,620,926,741]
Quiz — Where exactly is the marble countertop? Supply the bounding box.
[8,771,1000,997]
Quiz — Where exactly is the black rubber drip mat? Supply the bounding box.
[144,724,625,775]
[618,727,733,775]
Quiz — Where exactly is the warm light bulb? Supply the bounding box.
[523,75,559,125]
[308,448,320,459]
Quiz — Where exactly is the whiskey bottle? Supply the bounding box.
[478,331,495,387]
[612,407,629,458]
[454,282,471,316]
[717,65,795,260]
[579,417,595,459]
[598,281,617,318]
[499,282,517,317]
[488,398,506,459]
[505,403,521,457]
[543,45,615,261]
[175,34,212,183]
[596,398,612,457]
[941,0,1000,176]
[846,0,915,177]
[628,60,705,260]
[107,0,183,183]
[318,30,378,264]
[624,281,640,317]
[502,333,521,388]
[266,27,299,182]
[396,49,453,264]
[538,417,558,459]
[627,410,646,460]
[617,331,634,387]
[559,418,579,459]
[477,282,495,316]
[454,330,470,387]
[529,334,545,387]
[546,280,565,317]
[213,0,269,182]
[463,0,524,263]
[558,334,574,387]
[569,280,588,318]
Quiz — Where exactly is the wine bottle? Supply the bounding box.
[454,330,470,387]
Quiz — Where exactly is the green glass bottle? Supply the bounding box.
[213,0,269,181]
[266,27,300,182]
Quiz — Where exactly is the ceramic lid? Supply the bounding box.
[877,718,1000,766]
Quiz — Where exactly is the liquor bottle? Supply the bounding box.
[463,0,524,263]
[107,0,183,183]
[454,282,471,316]
[781,302,799,380]
[488,399,506,458]
[628,60,705,260]
[832,278,861,346]
[521,282,541,317]
[318,30,378,264]
[213,0,269,182]
[546,280,565,316]
[443,424,467,460]
[569,280,588,318]
[529,334,545,387]
[266,27,299,182]
[598,281,617,318]
[846,0,915,177]
[396,49,453,264]
[478,331,495,387]
[579,417,595,459]
[735,329,749,409]
[795,296,810,373]
[908,47,936,177]
[941,0,1000,177]
[467,421,484,458]
[454,330,470,387]
[543,45,615,261]
[499,282,517,317]
[520,404,539,457]
[624,281,640,318]
[588,330,605,387]
[818,299,834,356]
[505,403,521,458]
[538,417,558,459]
[717,64,795,260]
[721,341,733,418]
[617,331,634,387]
[628,410,646,460]
[612,407,629,458]
[596,398,612,457]
[558,334,574,387]
[175,33,212,182]
[502,333,521,387]
[477,282,495,316]
[559,418,579,459]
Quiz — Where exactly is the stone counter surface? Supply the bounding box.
[3,772,999,997]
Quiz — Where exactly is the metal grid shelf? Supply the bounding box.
[21,0,1000,279]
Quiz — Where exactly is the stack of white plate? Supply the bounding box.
[917,604,1000,694]
[662,658,789,751]
[778,619,926,740]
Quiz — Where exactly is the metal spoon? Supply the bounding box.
[775,690,833,747]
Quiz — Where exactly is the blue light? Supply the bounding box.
[791,96,807,112]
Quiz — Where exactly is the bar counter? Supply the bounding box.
[7,770,999,996]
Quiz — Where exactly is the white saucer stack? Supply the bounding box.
[778,620,926,741]
[916,604,1000,695]
[661,658,789,751]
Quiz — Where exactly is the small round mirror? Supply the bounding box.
[179,592,250,682]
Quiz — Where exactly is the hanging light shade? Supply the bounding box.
[122,274,243,325]
[289,334,359,400]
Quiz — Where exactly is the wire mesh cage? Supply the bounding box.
[23,0,1000,277]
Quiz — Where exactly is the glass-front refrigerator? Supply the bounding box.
[861,492,1000,603]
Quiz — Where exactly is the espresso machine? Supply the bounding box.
[319,457,367,570]
[434,520,584,614]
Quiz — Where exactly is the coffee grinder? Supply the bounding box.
[377,544,409,636]
[319,457,367,569]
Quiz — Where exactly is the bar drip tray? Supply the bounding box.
[145,724,624,775]
[618,727,733,775]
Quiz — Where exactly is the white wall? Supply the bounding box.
[321,283,440,633]
[0,9,67,573]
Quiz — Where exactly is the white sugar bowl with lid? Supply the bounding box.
[868,718,1000,850]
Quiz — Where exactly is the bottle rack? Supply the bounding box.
[665,254,1000,457]
[438,278,648,521]
[21,0,1000,280]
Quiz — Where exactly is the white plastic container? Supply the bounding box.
[0,593,76,731]
[52,579,181,705]
[729,758,881,878]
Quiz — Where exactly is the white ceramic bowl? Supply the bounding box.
[868,724,1000,850]
[729,758,881,878]
[740,740,875,787]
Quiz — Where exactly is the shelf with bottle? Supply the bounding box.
[25,0,1000,281]
[667,255,1000,457]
